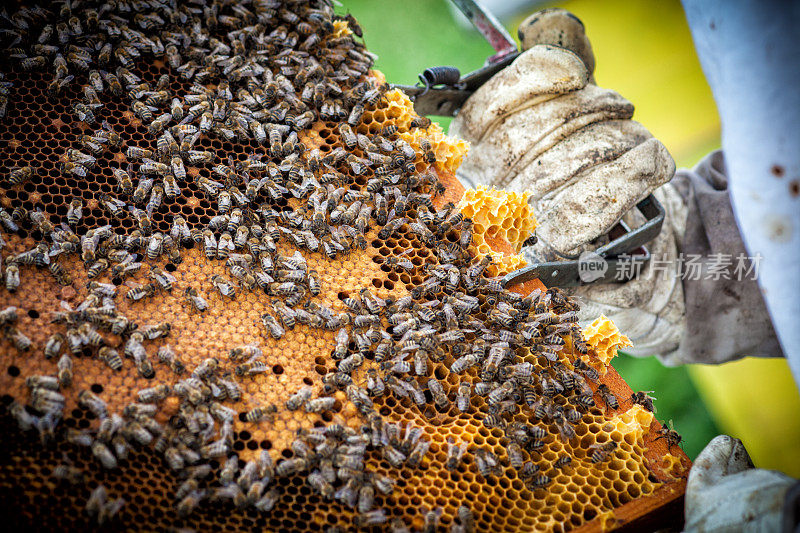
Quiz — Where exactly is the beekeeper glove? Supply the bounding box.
[451,8,675,260]
[450,8,680,355]
[684,435,798,533]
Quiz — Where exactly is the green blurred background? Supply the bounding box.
[342,0,800,473]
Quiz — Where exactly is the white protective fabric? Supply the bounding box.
[682,0,800,387]
[684,435,795,533]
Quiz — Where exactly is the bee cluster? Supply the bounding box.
[0,0,682,531]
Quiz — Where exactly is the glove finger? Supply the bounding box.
[517,8,596,76]
[506,120,651,199]
[685,437,794,533]
[457,84,634,189]
[535,137,674,255]
[684,469,794,533]
[450,45,587,145]
[688,435,754,491]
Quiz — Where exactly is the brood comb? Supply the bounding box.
[0,1,689,532]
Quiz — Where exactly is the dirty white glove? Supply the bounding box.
[451,8,675,257]
[685,435,797,532]
[450,8,683,357]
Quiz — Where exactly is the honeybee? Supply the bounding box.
[337,123,357,149]
[234,357,268,377]
[305,396,336,413]
[504,442,524,470]
[597,384,619,410]
[5,264,20,292]
[325,328,348,361]
[418,507,443,533]
[553,413,576,441]
[427,377,449,409]
[451,353,480,373]
[98,194,125,217]
[553,455,573,470]
[527,474,552,489]
[445,437,467,471]
[78,390,108,419]
[630,390,657,412]
[589,441,618,463]
[271,301,297,329]
[275,456,309,478]
[77,322,103,348]
[7,401,31,433]
[475,449,502,479]
[126,282,157,302]
[30,386,65,414]
[72,103,96,125]
[91,441,117,469]
[260,313,284,339]
[191,358,218,382]
[307,269,321,295]
[254,488,280,513]
[144,232,164,260]
[228,344,261,363]
[210,274,236,299]
[177,490,206,518]
[184,287,208,312]
[152,345,182,375]
[86,484,108,518]
[46,260,71,285]
[286,385,313,411]
[25,374,58,392]
[141,322,170,340]
[455,382,472,412]
[5,326,31,352]
[338,353,364,373]
[483,413,505,429]
[418,138,436,164]
[0,208,17,234]
[95,346,122,371]
[655,420,682,449]
[202,230,217,259]
[384,255,415,272]
[243,404,277,423]
[52,463,85,485]
[410,116,432,129]
[170,216,191,244]
[365,368,385,398]
[8,165,34,185]
[355,509,387,528]
[487,380,515,406]
[0,306,17,326]
[140,158,170,176]
[137,384,170,403]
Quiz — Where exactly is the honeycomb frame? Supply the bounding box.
[0,2,690,532]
